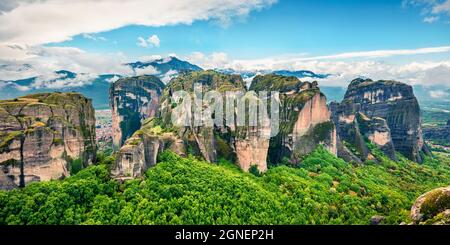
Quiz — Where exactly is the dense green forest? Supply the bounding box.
[1,147,449,225]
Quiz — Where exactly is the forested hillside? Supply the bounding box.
[1,147,449,225]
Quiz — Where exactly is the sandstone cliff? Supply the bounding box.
[250,75,337,165]
[112,71,337,176]
[110,75,165,150]
[159,70,247,168]
[331,78,431,163]
[0,92,96,187]
[111,120,185,180]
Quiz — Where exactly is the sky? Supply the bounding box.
[1,0,450,93]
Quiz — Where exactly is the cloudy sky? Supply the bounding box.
[1,0,450,89]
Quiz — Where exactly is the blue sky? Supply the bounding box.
[1,0,450,89]
[52,0,450,60]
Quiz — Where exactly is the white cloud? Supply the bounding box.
[0,0,276,46]
[148,35,160,47]
[429,90,450,98]
[0,0,39,15]
[134,65,160,76]
[404,0,450,22]
[83,33,97,41]
[432,0,450,14]
[189,47,450,72]
[295,46,450,61]
[14,84,31,91]
[82,33,107,41]
[106,75,120,83]
[137,35,160,48]
[0,46,134,81]
[137,37,149,48]
[3,43,450,91]
[187,51,229,69]
[160,69,179,84]
[423,16,440,23]
[187,49,450,87]
[139,55,162,62]
[31,73,99,89]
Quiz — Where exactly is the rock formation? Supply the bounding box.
[158,70,247,168]
[250,75,337,165]
[112,71,337,177]
[410,186,450,225]
[331,78,431,163]
[110,75,165,150]
[0,171,16,190]
[0,92,96,187]
[111,120,185,180]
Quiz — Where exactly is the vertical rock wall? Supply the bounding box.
[0,93,96,187]
[110,75,165,150]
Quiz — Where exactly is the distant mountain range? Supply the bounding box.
[0,57,202,109]
[272,70,331,79]
[127,56,202,75]
[215,68,330,80]
[1,57,448,110]
[0,70,118,109]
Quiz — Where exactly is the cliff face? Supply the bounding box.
[113,71,336,177]
[331,78,430,163]
[0,93,96,187]
[159,71,247,168]
[111,121,185,180]
[250,75,337,165]
[0,171,16,190]
[110,75,165,150]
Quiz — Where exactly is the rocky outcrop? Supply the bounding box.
[411,186,450,225]
[330,107,397,162]
[331,78,431,163]
[110,75,165,150]
[0,171,16,190]
[111,120,185,180]
[370,215,386,225]
[159,70,246,168]
[356,113,397,161]
[113,71,337,176]
[235,124,271,172]
[250,75,337,165]
[0,93,96,186]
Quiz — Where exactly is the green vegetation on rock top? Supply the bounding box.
[166,70,245,93]
[348,78,405,89]
[250,74,301,92]
[113,75,165,89]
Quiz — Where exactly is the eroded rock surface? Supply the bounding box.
[110,75,165,149]
[113,71,337,176]
[250,75,337,165]
[331,78,430,163]
[111,121,185,180]
[0,93,96,186]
